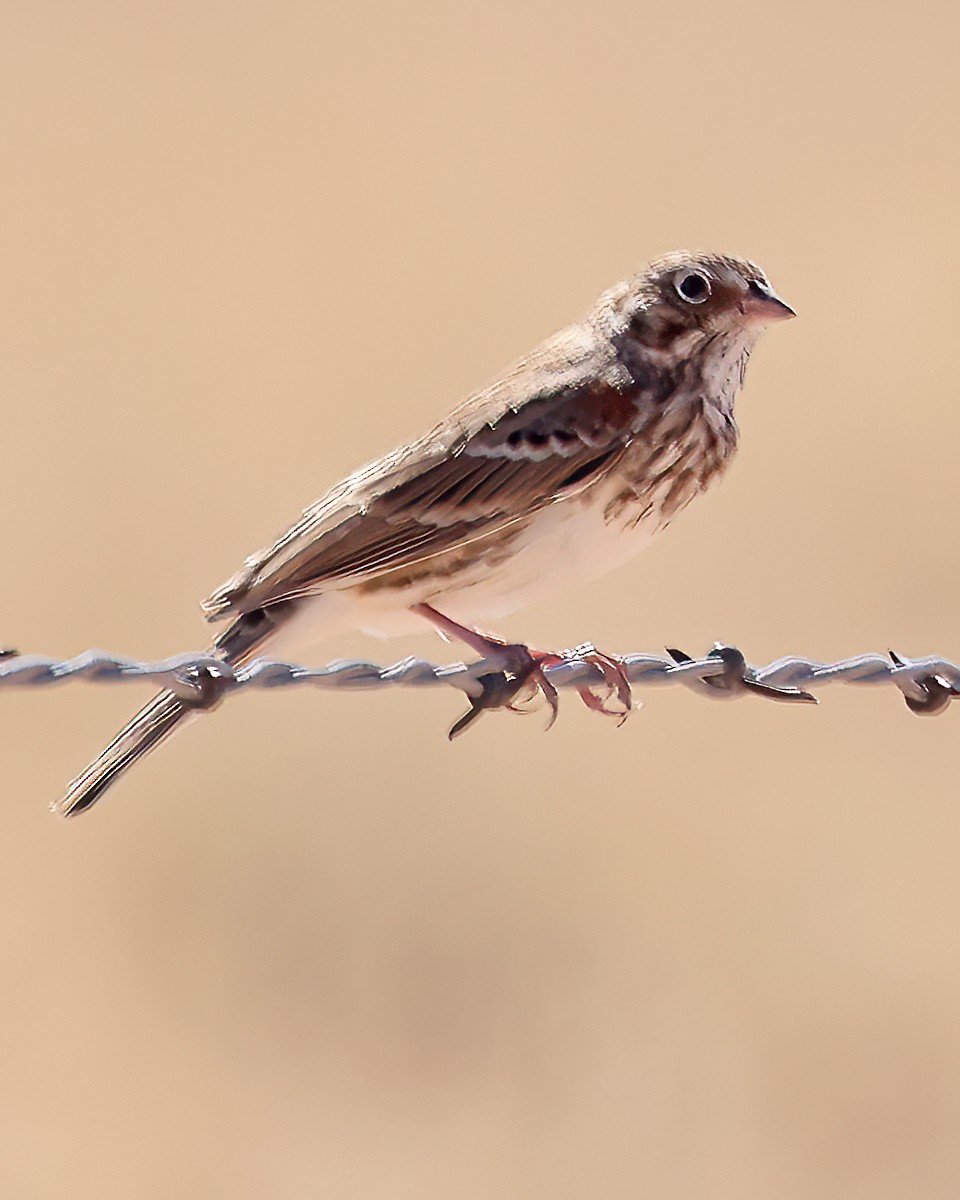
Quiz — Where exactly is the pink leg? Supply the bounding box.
[411,604,632,737]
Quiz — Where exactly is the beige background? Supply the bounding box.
[2,1,960,1195]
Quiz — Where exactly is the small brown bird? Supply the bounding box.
[58,251,794,815]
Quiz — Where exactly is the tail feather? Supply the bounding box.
[56,605,299,816]
[55,690,196,818]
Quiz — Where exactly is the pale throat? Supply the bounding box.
[640,322,758,421]
[699,325,760,417]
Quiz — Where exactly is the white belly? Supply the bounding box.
[423,493,660,626]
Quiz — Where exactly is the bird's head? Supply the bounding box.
[612,251,794,356]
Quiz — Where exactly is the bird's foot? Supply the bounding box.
[540,643,633,723]
[411,604,633,737]
[448,640,559,738]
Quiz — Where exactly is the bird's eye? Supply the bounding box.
[675,269,711,304]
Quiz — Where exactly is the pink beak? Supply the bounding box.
[742,279,795,324]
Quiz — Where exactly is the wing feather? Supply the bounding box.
[203,320,643,618]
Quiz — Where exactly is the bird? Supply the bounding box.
[57,250,794,816]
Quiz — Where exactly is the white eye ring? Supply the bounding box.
[674,269,712,304]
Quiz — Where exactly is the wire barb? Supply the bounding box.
[1,643,959,718]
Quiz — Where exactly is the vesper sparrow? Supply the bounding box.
[59,251,793,815]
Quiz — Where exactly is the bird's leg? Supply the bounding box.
[412,603,558,736]
[411,604,632,737]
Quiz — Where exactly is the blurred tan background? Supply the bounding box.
[2,0,960,1195]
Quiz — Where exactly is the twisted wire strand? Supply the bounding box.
[0,645,957,714]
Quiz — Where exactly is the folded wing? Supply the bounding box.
[203,322,641,618]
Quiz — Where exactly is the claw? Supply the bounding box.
[448,650,558,738]
[576,643,632,718]
[547,643,633,722]
[538,667,560,729]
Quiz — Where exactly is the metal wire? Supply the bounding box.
[1,644,958,715]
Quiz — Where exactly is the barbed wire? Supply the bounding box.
[0,644,958,715]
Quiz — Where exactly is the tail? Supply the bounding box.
[55,603,297,817]
[54,690,198,817]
